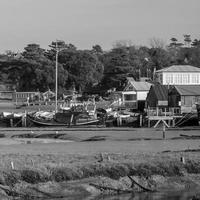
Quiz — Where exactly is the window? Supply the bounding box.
[165,74,173,84]
[192,74,199,84]
[183,74,189,84]
[124,94,136,101]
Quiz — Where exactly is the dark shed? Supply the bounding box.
[169,85,200,113]
[146,84,168,108]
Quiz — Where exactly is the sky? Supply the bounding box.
[0,0,200,52]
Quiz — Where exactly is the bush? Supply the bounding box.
[0,170,21,186]
[185,161,200,174]
[50,167,80,182]
[21,169,48,184]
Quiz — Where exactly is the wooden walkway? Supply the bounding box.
[147,107,182,128]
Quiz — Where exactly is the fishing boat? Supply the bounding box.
[27,110,100,127]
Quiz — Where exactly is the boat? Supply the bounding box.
[27,110,100,127]
[0,112,25,127]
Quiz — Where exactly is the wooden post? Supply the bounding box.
[22,111,27,127]
[172,119,175,127]
[10,119,13,127]
[148,118,150,128]
[117,117,122,127]
[68,114,74,127]
[11,161,14,170]
[180,156,185,164]
[162,123,166,139]
[139,114,143,127]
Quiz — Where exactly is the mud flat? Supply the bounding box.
[0,128,200,199]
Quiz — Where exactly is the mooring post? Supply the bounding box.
[11,161,14,170]
[180,156,185,164]
[24,110,27,127]
[139,114,142,127]
[162,123,166,139]
[10,119,13,127]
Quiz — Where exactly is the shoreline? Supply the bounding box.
[0,152,200,199]
[0,128,199,199]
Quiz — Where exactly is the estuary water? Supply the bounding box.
[40,189,200,200]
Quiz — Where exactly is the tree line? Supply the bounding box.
[0,35,200,95]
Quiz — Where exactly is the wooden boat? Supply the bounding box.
[0,112,25,127]
[27,110,99,127]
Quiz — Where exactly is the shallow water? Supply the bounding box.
[39,190,200,200]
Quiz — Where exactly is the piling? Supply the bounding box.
[22,111,27,127]
[10,119,13,127]
[139,114,143,127]
[162,123,166,139]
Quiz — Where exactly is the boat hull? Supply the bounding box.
[27,114,99,127]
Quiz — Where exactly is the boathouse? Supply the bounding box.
[121,77,152,110]
[169,85,200,113]
[155,65,200,85]
[146,84,169,108]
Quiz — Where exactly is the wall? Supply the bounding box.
[137,91,149,101]
[122,91,137,109]
[162,72,200,85]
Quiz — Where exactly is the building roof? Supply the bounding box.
[152,84,168,100]
[174,85,200,96]
[123,77,152,91]
[156,65,200,73]
[132,81,152,91]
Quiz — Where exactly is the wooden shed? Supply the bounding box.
[146,84,169,108]
[169,85,200,113]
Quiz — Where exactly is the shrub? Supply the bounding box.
[21,168,48,184]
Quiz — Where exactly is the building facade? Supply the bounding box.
[121,77,152,110]
[155,65,200,85]
[169,85,200,113]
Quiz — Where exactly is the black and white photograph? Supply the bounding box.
[0,0,200,199]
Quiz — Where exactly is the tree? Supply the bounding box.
[23,44,45,60]
[149,37,166,49]
[56,48,104,91]
[92,44,103,54]
[191,39,200,47]
[183,34,192,47]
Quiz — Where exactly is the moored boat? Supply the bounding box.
[27,110,100,127]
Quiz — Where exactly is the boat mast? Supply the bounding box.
[55,40,58,113]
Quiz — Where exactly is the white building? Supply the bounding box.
[121,77,152,110]
[155,65,200,85]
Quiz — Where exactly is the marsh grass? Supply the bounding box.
[0,153,199,187]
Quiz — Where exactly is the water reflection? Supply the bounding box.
[43,190,200,200]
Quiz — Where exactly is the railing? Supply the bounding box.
[147,107,181,117]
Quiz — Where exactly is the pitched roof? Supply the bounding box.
[132,81,152,91]
[174,85,200,96]
[152,84,168,100]
[156,65,200,73]
[124,77,152,91]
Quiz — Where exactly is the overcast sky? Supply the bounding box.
[0,0,200,52]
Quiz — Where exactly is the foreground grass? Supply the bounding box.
[0,152,199,186]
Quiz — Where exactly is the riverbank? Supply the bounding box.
[0,151,200,199]
[0,128,200,199]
